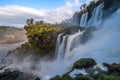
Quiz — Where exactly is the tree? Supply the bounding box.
[80,4,86,10]
[26,18,34,25]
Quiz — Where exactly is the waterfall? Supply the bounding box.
[80,3,104,27]
[80,12,88,27]
[56,34,68,60]
[88,3,104,27]
[55,33,63,57]
[93,3,104,25]
[55,30,85,61]
[65,30,85,60]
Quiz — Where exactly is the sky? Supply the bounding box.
[0,0,91,27]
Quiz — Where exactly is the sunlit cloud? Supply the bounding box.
[0,0,83,27]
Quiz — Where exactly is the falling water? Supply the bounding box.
[55,33,63,58]
[65,30,85,60]
[56,34,68,60]
[80,12,88,27]
[88,3,104,26]
[39,4,120,79]
[80,3,104,27]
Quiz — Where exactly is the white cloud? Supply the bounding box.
[0,0,82,27]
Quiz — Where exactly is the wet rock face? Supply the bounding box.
[87,4,95,21]
[104,0,120,10]
[103,0,113,9]
[0,70,21,80]
[80,27,96,44]
[0,69,36,80]
[34,77,40,80]
[72,12,81,26]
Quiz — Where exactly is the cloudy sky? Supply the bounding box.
[0,0,91,27]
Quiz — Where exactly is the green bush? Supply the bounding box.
[24,20,63,55]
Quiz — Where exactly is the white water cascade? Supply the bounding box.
[88,3,104,27]
[65,30,85,60]
[55,30,85,61]
[80,12,88,27]
[80,3,104,27]
[39,7,120,79]
[55,33,68,60]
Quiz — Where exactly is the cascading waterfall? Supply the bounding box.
[88,3,104,27]
[55,30,85,60]
[93,3,103,25]
[55,33,63,58]
[80,3,104,27]
[80,12,88,27]
[56,34,68,60]
[70,11,120,63]
[65,30,85,60]
[40,2,120,79]
[38,5,120,79]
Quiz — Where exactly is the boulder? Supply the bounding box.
[0,70,20,80]
[34,77,41,80]
[103,63,120,73]
[66,58,96,74]
[73,58,97,69]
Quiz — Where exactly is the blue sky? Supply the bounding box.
[0,0,87,9]
[0,0,66,9]
[0,0,89,27]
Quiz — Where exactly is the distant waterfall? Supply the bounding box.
[80,13,88,27]
[80,3,104,27]
[88,3,104,27]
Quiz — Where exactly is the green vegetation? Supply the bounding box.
[24,20,63,55]
[66,58,96,74]
[73,58,96,69]
[75,75,91,80]
[50,58,120,80]
[50,75,73,80]
[97,73,120,80]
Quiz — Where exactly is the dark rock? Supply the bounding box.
[34,77,41,80]
[80,27,96,44]
[103,0,113,9]
[103,0,120,18]
[66,58,96,74]
[103,63,120,73]
[0,70,20,80]
[72,12,81,26]
[86,3,95,21]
